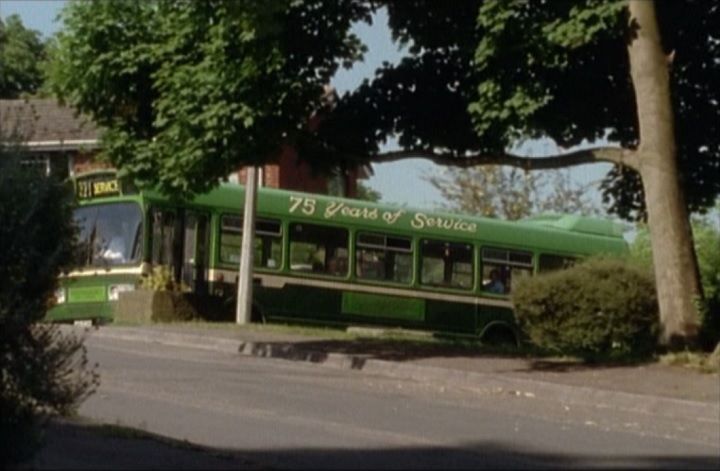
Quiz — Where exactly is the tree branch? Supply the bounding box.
[370,146,640,171]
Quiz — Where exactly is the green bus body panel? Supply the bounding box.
[47,301,114,323]
[68,286,106,303]
[341,292,424,322]
[425,299,477,333]
[46,273,140,322]
[255,285,341,321]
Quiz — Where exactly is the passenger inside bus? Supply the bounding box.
[483,269,505,294]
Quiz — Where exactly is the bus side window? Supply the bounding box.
[219,215,282,270]
[419,239,473,290]
[355,232,412,284]
[289,223,349,277]
[481,248,533,295]
[538,254,576,273]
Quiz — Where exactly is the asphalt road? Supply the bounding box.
[78,335,720,469]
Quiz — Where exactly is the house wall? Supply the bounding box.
[71,151,111,175]
[233,139,369,198]
[235,144,331,195]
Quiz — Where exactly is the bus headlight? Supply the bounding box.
[108,284,135,301]
[54,287,66,304]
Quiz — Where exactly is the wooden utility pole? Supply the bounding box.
[236,166,257,324]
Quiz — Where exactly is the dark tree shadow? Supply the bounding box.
[27,419,720,470]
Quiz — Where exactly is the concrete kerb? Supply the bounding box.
[89,327,719,426]
[90,327,240,355]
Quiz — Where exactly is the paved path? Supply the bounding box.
[22,324,719,470]
[84,324,719,428]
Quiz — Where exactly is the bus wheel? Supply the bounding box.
[481,326,518,348]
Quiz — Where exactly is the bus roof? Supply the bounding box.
[175,183,628,257]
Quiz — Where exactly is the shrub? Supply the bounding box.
[138,265,188,292]
[512,258,660,362]
[0,154,98,466]
[150,291,198,322]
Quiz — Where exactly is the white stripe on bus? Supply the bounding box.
[208,268,513,309]
[62,266,146,278]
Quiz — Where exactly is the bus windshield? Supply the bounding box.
[74,202,143,267]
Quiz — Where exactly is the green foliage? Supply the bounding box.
[312,1,720,221]
[659,348,720,374]
[0,14,47,98]
[313,2,483,160]
[138,265,188,292]
[148,293,233,323]
[630,215,720,348]
[469,0,720,220]
[48,0,371,196]
[512,258,660,362]
[0,152,98,466]
[150,292,196,323]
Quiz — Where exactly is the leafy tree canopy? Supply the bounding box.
[314,0,720,221]
[49,0,371,195]
[0,14,46,98]
[49,0,719,216]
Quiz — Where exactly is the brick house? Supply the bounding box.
[1,98,370,197]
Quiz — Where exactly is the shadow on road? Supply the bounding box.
[26,419,720,470]
[242,337,657,370]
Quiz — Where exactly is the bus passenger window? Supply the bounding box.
[538,254,576,273]
[356,232,412,284]
[289,223,348,277]
[420,240,473,289]
[219,215,282,270]
[481,248,533,295]
[255,219,282,270]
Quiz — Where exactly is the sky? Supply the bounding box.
[2,1,611,211]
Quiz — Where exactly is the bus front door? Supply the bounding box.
[181,211,209,295]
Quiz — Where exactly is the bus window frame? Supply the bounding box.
[354,231,414,286]
[418,238,475,292]
[217,213,283,271]
[73,200,145,269]
[480,246,534,296]
[538,253,577,273]
[288,221,350,279]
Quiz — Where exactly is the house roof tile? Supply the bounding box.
[0,98,100,146]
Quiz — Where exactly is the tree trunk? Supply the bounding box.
[627,0,702,346]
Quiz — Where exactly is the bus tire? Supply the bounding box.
[480,324,518,348]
